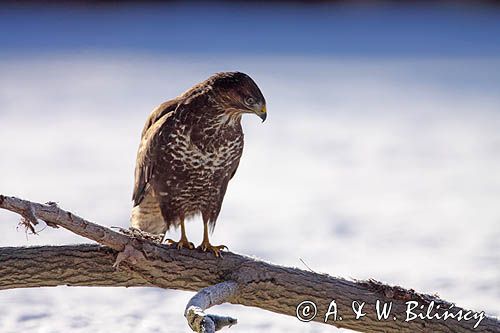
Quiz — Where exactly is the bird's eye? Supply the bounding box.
[244,97,255,106]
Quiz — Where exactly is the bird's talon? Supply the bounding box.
[166,238,194,250]
[197,243,227,257]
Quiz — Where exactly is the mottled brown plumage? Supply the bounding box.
[131,72,266,255]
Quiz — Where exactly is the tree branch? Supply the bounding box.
[0,195,498,333]
[185,281,238,332]
[0,245,152,290]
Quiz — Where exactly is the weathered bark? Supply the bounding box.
[0,245,152,290]
[0,195,498,333]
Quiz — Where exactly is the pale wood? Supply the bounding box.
[184,281,238,332]
[0,195,498,333]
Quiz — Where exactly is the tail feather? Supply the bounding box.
[130,193,166,235]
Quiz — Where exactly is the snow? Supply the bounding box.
[0,3,499,333]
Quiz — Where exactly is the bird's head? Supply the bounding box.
[209,72,267,122]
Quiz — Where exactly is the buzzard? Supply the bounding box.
[131,72,266,256]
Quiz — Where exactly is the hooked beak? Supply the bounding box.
[257,105,267,122]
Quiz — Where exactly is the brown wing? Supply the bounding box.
[139,99,179,138]
[132,101,178,206]
[207,152,242,230]
[221,158,241,201]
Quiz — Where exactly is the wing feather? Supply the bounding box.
[140,99,179,138]
[132,100,178,206]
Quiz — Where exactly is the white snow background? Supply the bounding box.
[0,3,499,333]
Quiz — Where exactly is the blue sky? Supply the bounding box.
[1,2,500,57]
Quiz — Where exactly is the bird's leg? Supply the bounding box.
[166,219,194,250]
[197,220,227,257]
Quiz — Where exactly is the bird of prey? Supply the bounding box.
[131,72,266,256]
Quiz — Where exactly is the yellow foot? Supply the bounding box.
[166,238,195,250]
[197,242,228,257]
